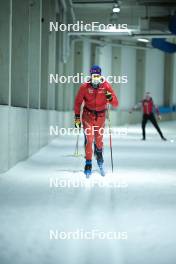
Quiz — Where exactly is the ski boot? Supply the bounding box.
[84,160,92,178]
[94,144,105,176]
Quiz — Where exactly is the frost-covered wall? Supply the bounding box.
[144,49,165,105]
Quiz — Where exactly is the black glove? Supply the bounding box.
[105,91,112,101]
[74,114,81,129]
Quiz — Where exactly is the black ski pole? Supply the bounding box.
[107,104,114,173]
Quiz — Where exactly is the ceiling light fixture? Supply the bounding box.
[113,3,120,13]
[137,38,150,43]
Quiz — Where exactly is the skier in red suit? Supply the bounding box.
[74,65,118,177]
[130,92,166,141]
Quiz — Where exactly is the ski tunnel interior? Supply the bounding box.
[0,0,176,264]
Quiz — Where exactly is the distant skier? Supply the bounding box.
[74,65,119,177]
[130,92,166,141]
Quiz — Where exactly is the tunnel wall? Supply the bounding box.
[171,53,176,105]
[0,106,61,172]
[144,49,165,105]
[0,0,63,173]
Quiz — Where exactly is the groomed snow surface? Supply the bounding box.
[0,121,176,264]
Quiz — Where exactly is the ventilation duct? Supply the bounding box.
[151,14,176,53]
[151,38,176,52]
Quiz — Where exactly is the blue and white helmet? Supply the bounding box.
[90,65,102,75]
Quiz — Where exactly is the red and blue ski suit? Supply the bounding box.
[74,81,118,160]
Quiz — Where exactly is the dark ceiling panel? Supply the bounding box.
[138,0,176,5]
[72,0,115,3]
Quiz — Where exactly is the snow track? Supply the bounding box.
[0,121,176,264]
